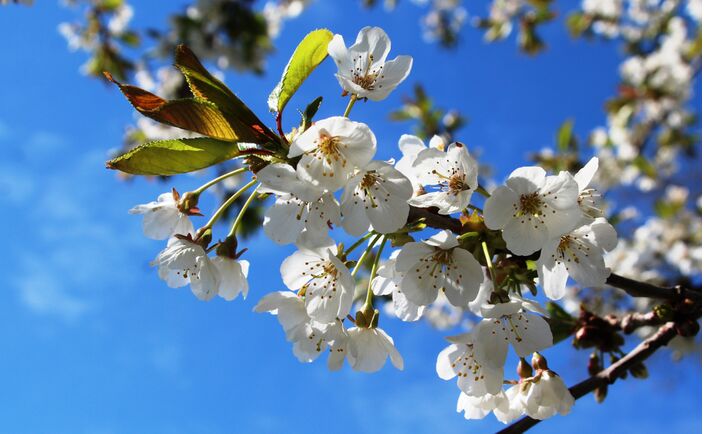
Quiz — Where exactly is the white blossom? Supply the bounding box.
[484,166,580,256]
[538,217,618,299]
[152,236,219,301]
[457,391,510,420]
[514,370,575,420]
[211,256,249,301]
[371,251,426,321]
[338,326,404,372]
[474,294,553,368]
[436,332,504,397]
[258,163,340,244]
[394,134,445,191]
[289,116,377,191]
[280,242,355,323]
[573,157,604,219]
[328,26,413,101]
[408,142,479,214]
[254,291,343,363]
[396,230,484,307]
[129,190,194,240]
[340,161,413,235]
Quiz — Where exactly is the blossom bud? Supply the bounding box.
[216,234,239,259]
[594,384,608,403]
[355,311,370,328]
[675,319,700,337]
[629,362,649,379]
[194,227,213,246]
[587,352,601,376]
[517,357,533,379]
[178,190,201,215]
[531,352,548,371]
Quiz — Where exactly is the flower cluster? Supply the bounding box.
[118,26,646,426]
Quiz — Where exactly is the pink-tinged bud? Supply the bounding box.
[675,319,700,337]
[531,352,548,371]
[587,352,601,376]
[517,357,533,379]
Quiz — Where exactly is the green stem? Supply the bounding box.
[343,231,376,257]
[228,184,260,236]
[350,234,382,277]
[201,178,257,231]
[193,167,248,195]
[364,236,388,310]
[457,231,479,241]
[481,240,496,284]
[343,94,358,118]
[476,184,491,198]
[467,204,484,214]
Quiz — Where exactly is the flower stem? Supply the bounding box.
[228,184,260,237]
[350,234,382,277]
[476,184,491,198]
[343,231,376,257]
[193,167,248,195]
[481,240,496,284]
[363,236,388,311]
[343,94,358,118]
[201,178,257,231]
[467,204,484,214]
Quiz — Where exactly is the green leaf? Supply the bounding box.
[556,118,575,152]
[268,29,333,115]
[174,45,277,144]
[106,137,242,175]
[300,96,323,130]
[105,72,238,141]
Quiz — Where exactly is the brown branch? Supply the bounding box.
[496,322,679,434]
[606,273,701,302]
[605,311,661,334]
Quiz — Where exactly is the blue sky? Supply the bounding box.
[0,1,701,433]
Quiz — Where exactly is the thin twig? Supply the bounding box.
[496,322,679,434]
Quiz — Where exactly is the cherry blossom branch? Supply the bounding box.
[496,321,679,434]
[406,205,702,302]
[605,274,701,302]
